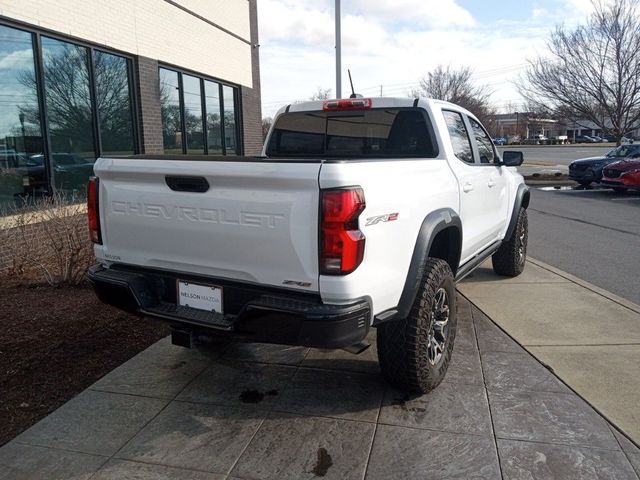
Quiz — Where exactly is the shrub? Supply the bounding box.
[0,193,93,286]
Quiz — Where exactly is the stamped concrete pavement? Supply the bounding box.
[1,295,639,479]
[459,257,640,445]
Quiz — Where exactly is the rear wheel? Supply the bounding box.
[492,208,528,277]
[377,258,456,394]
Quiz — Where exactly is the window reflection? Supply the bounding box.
[160,68,182,154]
[443,111,473,164]
[160,70,239,156]
[41,37,96,193]
[0,25,44,210]
[204,80,222,154]
[182,74,204,154]
[94,51,134,155]
[223,85,237,154]
[470,118,495,164]
[1,25,138,215]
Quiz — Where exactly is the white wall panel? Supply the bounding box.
[0,0,253,87]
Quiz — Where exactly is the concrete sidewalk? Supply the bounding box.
[1,294,639,479]
[459,257,640,444]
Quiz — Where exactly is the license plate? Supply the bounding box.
[177,281,223,314]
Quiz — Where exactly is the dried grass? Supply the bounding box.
[0,193,93,286]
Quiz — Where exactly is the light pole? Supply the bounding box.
[335,0,341,98]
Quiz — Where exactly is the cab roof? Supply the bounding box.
[276,96,474,120]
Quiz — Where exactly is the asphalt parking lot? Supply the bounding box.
[1,295,638,480]
[528,186,640,304]
[498,145,613,166]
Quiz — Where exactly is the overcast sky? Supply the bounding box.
[257,0,596,118]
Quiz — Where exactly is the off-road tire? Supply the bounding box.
[492,207,528,277]
[377,258,457,394]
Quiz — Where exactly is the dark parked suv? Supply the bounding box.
[568,144,640,186]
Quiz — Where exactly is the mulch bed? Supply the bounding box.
[0,282,170,446]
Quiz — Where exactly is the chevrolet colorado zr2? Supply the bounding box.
[88,97,529,394]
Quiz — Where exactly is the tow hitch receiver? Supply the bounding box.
[171,328,193,349]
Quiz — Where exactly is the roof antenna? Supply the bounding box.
[348,69,362,98]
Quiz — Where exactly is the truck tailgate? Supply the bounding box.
[94,158,321,292]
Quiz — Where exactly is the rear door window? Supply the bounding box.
[266,108,438,158]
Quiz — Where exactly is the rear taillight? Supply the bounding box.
[87,177,102,244]
[320,187,366,275]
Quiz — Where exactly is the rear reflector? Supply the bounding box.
[320,187,366,275]
[87,177,102,244]
[323,98,372,111]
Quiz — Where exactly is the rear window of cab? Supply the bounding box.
[266,108,439,158]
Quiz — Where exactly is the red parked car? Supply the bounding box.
[601,157,640,192]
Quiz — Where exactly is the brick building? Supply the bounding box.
[0,0,262,211]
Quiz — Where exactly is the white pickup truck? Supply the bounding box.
[88,97,529,393]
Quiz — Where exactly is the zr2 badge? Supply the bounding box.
[365,213,399,226]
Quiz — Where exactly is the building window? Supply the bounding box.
[159,67,240,155]
[183,74,204,154]
[94,51,135,156]
[0,21,138,212]
[205,80,223,154]
[41,37,97,193]
[223,85,238,155]
[0,24,44,209]
[159,68,182,154]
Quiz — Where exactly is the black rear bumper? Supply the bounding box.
[87,264,370,348]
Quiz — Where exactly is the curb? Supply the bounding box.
[528,257,640,315]
[524,179,575,186]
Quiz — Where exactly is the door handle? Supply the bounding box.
[462,182,474,193]
[165,175,210,193]
[488,179,496,188]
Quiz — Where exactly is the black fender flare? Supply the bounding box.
[375,208,462,324]
[504,183,530,241]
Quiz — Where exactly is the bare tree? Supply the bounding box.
[19,45,134,153]
[412,65,495,129]
[309,87,332,101]
[521,0,640,144]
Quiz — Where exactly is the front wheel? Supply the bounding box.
[377,258,457,394]
[492,208,528,277]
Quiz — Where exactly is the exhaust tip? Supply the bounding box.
[342,341,370,355]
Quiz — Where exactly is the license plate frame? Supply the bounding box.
[176,280,223,314]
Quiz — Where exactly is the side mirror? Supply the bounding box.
[501,151,524,166]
